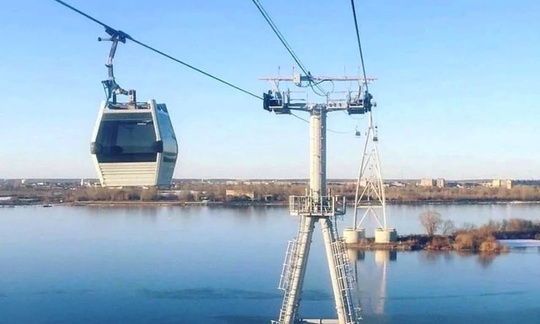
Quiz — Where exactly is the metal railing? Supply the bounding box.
[331,239,362,324]
[278,240,298,291]
[289,195,346,217]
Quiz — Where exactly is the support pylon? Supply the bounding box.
[262,74,374,323]
[274,106,359,324]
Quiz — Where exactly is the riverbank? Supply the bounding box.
[345,241,423,251]
[0,198,289,207]
[3,183,540,206]
[66,201,288,207]
[345,230,537,252]
[4,198,540,207]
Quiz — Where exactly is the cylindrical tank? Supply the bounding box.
[374,228,397,243]
[343,227,366,244]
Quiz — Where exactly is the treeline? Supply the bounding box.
[68,187,160,202]
[423,218,540,252]
[469,218,540,240]
[167,183,540,203]
[384,186,540,203]
[3,183,540,204]
[0,187,161,204]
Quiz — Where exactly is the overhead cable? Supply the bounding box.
[349,0,369,92]
[53,0,350,134]
[53,0,262,100]
[290,112,355,134]
[251,0,329,96]
[251,0,309,77]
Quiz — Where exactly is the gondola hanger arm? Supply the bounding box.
[98,27,134,106]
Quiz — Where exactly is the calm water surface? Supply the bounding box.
[1,204,539,323]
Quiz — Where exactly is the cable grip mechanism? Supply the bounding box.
[98,27,136,107]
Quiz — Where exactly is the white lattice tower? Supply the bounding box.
[353,112,388,230]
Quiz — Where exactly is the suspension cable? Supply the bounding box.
[350,0,369,92]
[251,0,309,77]
[129,39,262,100]
[53,0,262,100]
[289,112,309,124]
[53,0,351,134]
[290,112,354,134]
[251,0,329,96]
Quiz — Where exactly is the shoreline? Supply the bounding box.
[4,202,539,248]
[3,199,540,207]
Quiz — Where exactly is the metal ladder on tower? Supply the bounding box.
[330,221,362,323]
[274,238,299,324]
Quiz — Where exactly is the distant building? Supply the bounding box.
[225,189,255,201]
[492,179,513,190]
[436,178,446,188]
[419,178,435,187]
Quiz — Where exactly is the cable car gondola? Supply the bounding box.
[91,100,177,187]
[90,28,178,187]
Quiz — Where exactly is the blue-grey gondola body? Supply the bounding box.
[90,100,178,187]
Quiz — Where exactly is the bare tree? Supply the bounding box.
[461,222,477,231]
[419,211,443,236]
[441,220,456,236]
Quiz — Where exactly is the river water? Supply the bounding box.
[1,204,539,323]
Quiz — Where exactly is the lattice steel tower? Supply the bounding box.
[343,84,397,244]
[262,74,375,324]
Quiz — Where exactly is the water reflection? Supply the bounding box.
[2,206,540,324]
[421,250,503,268]
[82,205,159,222]
[420,251,454,264]
[347,249,365,262]
[477,252,497,268]
[353,250,395,316]
[134,206,159,221]
[352,248,514,320]
[139,288,280,300]
[459,251,500,268]
[227,205,254,216]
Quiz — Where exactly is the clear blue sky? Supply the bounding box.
[0,0,538,180]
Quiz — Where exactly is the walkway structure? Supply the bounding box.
[262,74,375,324]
